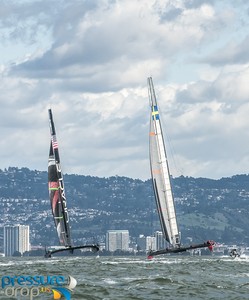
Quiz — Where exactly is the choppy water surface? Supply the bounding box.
[1,255,249,299]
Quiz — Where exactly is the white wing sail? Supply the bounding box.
[148,77,180,247]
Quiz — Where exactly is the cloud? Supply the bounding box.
[9,1,222,88]
[204,36,249,65]
[1,0,249,180]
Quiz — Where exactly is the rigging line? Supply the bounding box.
[150,81,183,178]
[178,174,203,243]
[151,85,203,244]
[149,193,155,237]
[148,82,155,238]
[159,110,183,178]
[160,137,203,243]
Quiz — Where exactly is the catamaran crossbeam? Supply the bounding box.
[147,240,215,258]
[45,244,100,258]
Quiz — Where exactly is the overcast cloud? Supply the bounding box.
[1,0,249,180]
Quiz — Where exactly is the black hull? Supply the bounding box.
[45,244,99,258]
[147,241,215,258]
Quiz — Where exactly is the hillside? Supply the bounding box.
[0,167,249,250]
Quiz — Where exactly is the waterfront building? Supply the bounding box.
[155,231,167,250]
[106,230,129,252]
[137,234,146,251]
[4,225,30,256]
[146,235,156,251]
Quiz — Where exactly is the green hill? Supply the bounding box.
[0,167,248,249]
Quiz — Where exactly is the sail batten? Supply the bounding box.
[148,77,180,247]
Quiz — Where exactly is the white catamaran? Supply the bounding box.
[45,108,99,257]
[147,77,215,258]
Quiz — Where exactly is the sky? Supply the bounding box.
[1,0,249,181]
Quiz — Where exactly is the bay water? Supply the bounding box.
[1,255,249,299]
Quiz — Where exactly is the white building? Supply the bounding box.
[155,231,167,250]
[106,230,129,252]
[146,236,156,251]
[4,225,30,256]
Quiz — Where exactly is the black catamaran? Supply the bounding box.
[147,77,215,258]
[45,108,99,258]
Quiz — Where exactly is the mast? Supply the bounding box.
[48,108,72,247]
[148,77,180,248]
